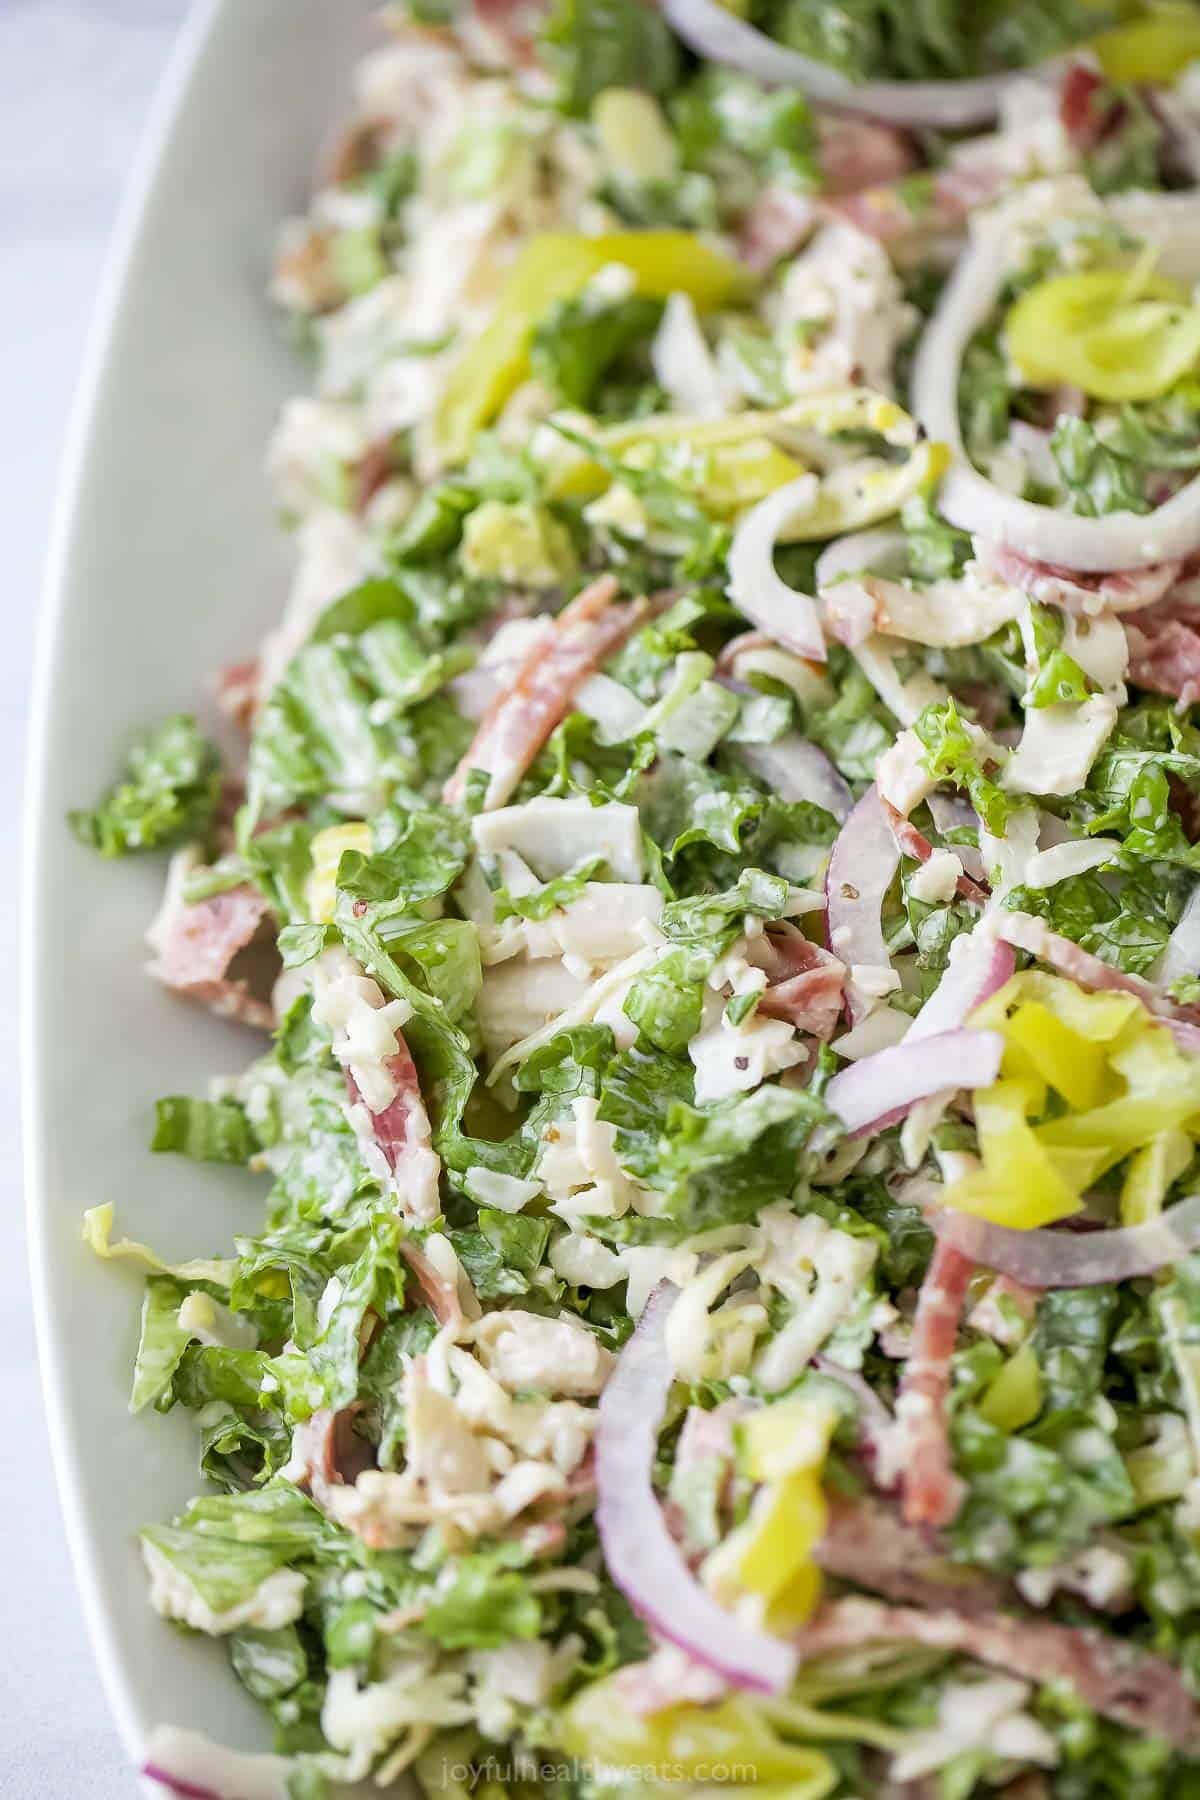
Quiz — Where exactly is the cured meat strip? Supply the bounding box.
[293,1403,376,1515]
[146,858,274,1031]
[737,187,820,273]
[214,659,260,731]
[756,933,846,1039]
[828,164,1007,252]
[345,1037,441,1224]
[795,1596,1200,1750]
[882,800,988,904]
[998,911,1200,1029]
[895,1242,973,1529]
[1127,613,1200,709]
[444,575,647,809]
[315,947,443,1221]
[397,1234,461,1328]
[983,545,1182,615]
[817,114,915,195]
[816,1495,1008,1617]
[1058,62,1137,155]
[737,115,914,271]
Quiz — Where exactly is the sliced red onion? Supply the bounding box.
[825,1026,1004,1136]
[911,224,1200,571]
[814,527,908,590]
[825,784,900,1021]
[997,911,1200,1029]
[595,1281,799,1694]
[143,1774,223,1800]
[926,791,986,883]
[141,1727,291,1800]
[660,0,1065,127]
[933,1195,1200,1287]
[909,930,1015,1042]
[926,791,979,839]
[737,735,853,822]
[728,474,827,662]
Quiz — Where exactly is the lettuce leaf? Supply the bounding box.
[531,290,664,412]
[1052,415,1151,518]
[598,1048,828,1235]
[152,1097,259,1165]
[804,652,894,784]
[69,714,221,858]
[661,867,790,944]
[245,610,472,828]
[493,856,606,923]
[306,1222,406,1413]
[1006,869,1175,977]
[915,697,1012,834]
[672,69,816,191]
[901,495,972,583]
[230,1626,308,1701]
[446,1210,550,1298]
[622,947,710,1054]
[420,1544,541,1649]
[539,0,680,114]
[358,1308,439,1467]
[197,1398,293,1492]
[142,1486,337,1614]
[132,1278,196,1413]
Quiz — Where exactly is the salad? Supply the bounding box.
[71,2,1200,1795]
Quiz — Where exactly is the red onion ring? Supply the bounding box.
[912,217,1200,571]
[595,1281,799,1693]
[143,1774,230,1800]
[926,791,979,839]
[727,474,827,662]
[824,1026,1003,1136]
[141,1730,291,1799]
[814,527,908,590]
[825,784,900,1021]
[997,911,1200,1030]
[737,735,853,822]
[660,0,1067,127]
[909,931,1015,1042]
[933,1194,1200,1287]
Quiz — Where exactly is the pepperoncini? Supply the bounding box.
[948,1079,1084,1228]
[1005,263,1200,403]
[740,1396,838,1483]
[979,1342,1043,1432]
[544,385,945,535]
[1121,1127,1194,1224]
[434,231,748,464]
[558,1678,837,1798]
[306,822,372,924]
[1092,3,1200,83]
[703,1399,835,1631]
[948,972,1200,1228]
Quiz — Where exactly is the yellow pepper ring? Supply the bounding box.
[1092,3,1200,83]
[949,972,1200,1229]
[433,231,749,465]
[1005,265,1200,404]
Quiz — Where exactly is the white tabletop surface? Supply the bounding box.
[2,3,191,1794]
